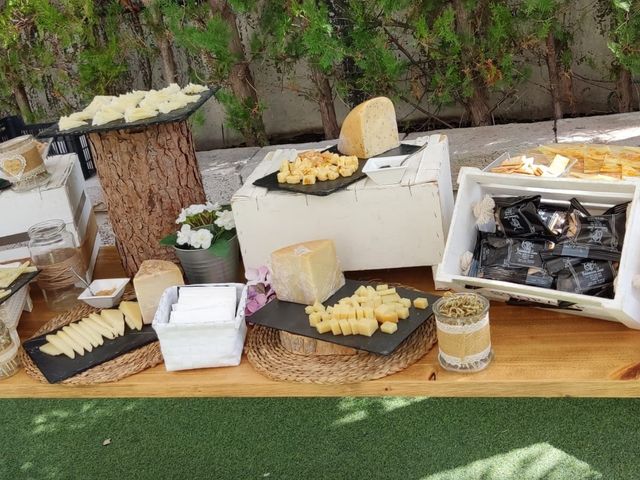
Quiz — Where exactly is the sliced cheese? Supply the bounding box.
[67,322,98,349]
[89,313,118,337]
[92,106,124,126]
[84,316,115,340]
[337,97,400,158]
[158,100,188,114]
[124,106,158,123]
[58,116,86,131]
[62,325,93,353]
[119,301,143,331]
[57,330,85,356]
[74,320,104,346]
[39,342,62,356]
[182,83,208,94]
[46,333,75,359]
[270,239,345,305]
[134,260,184,324]
[101,309,126,336]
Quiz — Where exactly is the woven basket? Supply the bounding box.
[246,317,437,384]
[20,291,163,385]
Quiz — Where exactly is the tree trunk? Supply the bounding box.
[87,121,206,276]
[453,0,492,126]
[13,81,33,122]
[147,5,178,85]
[209,0,267,146]
[616,67,634,113]
[310,67,340,139]
[128,11,153,89]
[279,331,356,356]
[545,31,564,120]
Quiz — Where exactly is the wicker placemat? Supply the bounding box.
[246,317,437,384]
[20,292,163,385]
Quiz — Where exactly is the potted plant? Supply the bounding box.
[160,202,239,284]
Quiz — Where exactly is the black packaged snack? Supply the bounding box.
[477,265,555,288]
[494,195,555,238]
[555,259,617,298]
[477,233,552,270]
[537,205,568,236]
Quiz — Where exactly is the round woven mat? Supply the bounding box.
[246,317,437,384]
[20,291,163,385]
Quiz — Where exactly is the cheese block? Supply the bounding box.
[337,97,400,158]
[134,260,184,324]
[270,240,345,305]
[119,301,143,331]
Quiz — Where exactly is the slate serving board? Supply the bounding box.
[0,270,39,307]
[37,87,218,137]
[23,323,158,384]
[252,143,422,197]
[249,279,438,355]
[0,179,11,191]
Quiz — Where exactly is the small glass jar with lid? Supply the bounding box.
[28,219,87,312]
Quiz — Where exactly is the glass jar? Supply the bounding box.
[0,135,50,192]
[0,321,21,380]
[28,219,86,312]
[432,293,493,373]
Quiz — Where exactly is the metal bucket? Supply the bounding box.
[174,235,240,284]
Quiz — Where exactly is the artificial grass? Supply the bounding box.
[0,397,638,479]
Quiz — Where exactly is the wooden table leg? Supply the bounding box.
[88,120,206,276]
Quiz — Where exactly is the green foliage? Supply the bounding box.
[605,0,640,74]
[215,88,266,142]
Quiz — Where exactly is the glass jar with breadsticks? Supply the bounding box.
[277,150,359,185]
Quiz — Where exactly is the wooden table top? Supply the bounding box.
[4,246,640,398]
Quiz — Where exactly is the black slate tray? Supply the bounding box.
[249,279,438,355]
[0,179,11,191]
[0,270,39,307]
[37,87,218,137]
[252,143,422,197]
[23,323,158,384]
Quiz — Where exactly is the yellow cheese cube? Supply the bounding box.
[316,169,328,181]
[305,306,315,315]
[382,294,401,304]
[400,298,412,308]
[347,308,356,321]
[277,172,288,183]
[366,286,376,294]
[360,300,373,309]
[339,320,352,336]
[286,174,301,184]
[302,174,316,185]
[358,318,379,337]
[376,284,389,292]
[309,312,322,326]
[316,321,332,334]
[355,285,368,297]
[378,288,397,296]
[338,298,351,305]
[330,319,342,335]
[413,297,429,309]
[350,295,361,305]
[380,321,398,334]
[321,312,331,322]
[373,297,382,308]
[327,171,339,181]
[313,301,325,312]
[270,240,345,305]
[397,306,410,320]
[363,307,374,319]
[375,305,399,323]
[348,319,360,335]
[326,306,334,314]
[355,307,364,320]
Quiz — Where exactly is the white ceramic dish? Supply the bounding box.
[362,155,408,185]
[78,278,129,308]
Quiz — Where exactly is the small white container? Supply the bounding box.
[152,283,248,372]
[362,155,408,185]
[77,278,129,308]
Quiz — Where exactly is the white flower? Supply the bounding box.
[206,201,221,212]
[187,204,207,216]
[214,209,235,231]
[176,208,188,224]
[190,228,213,249]
[176,224,192,245]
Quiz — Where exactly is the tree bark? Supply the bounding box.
[209,0,267,146]
[13,81,33,122]
[127,10,153,89]
[545,31,564,120]
[279,331,357,356]
[310,67,340,139]
[146,5,178,85]
[87,121,207,277]
[616,67,634,113]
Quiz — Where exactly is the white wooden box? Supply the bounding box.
[0,154,100,279]
[436,167,640,329]
[232,134,454,271]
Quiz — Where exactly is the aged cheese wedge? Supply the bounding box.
[134,260,184,324]
[101,309,126,336]
[92,106,124,126]
[58,116,87,131]
[119,301,143,331]
[67,322,98,349]
[62,325,93,353]
[58,330,85,356]
[45,334,75,359]
[85,315,116,339]
[74,320,104,346]
[124,106,158,123]
[270,239,345,305]
[89,313,118,337]
[39,342,62,356]
[337,97,400,158]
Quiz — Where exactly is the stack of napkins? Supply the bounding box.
[169,286,237,325]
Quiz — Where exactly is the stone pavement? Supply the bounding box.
[86,112,640,246]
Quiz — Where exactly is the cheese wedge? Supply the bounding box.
[337,97,400,158]
[134,260,184,324]
[89,313,119,337]
[84,316,115,340]
[57,330,84,356]
[101,309,126,336]
[124,106,158,123]
[119,301,143,330]
[67,322,98,349]
[59,116,87,131]
[74,321,104,346]
[92,106,124,126]
[46,333,75,359]
[39,342,62,356]
[62,325,93,353]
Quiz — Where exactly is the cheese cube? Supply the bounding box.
[396,306,410,320]
[355,307,364,320]
[373,297,382,308]
[413,297,429,309]
[134,260,184,324]
[376,284,389,292]
[302,174,316,185]
[358,318,379,337]
[337,97,400,158]
[305,306,315,315]
[316,321,332,334]
[382,294,401,304]
[375,305,399,323]
[378,288,396,296]
[355,285,368,297]
[329,319,342,335]
[363,307,374,319]
[309,312,322,326]
[286,174,301,184]
[326,306,334,314]
[347,308,356,321]
[271,240,345,305]
[321,312,331,322]
[327,171,339,181]
[380,321,398,334]
[339,320,352,336]
[313,301,325,312]
[400,298,412,308]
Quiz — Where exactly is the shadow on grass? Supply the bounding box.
[0,397,636,479]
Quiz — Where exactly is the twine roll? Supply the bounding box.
[36,248,86,290]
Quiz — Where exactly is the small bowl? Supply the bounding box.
[362,155,408,185]
[78,278,129,308]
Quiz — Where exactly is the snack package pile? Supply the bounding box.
[466,195,628,298]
